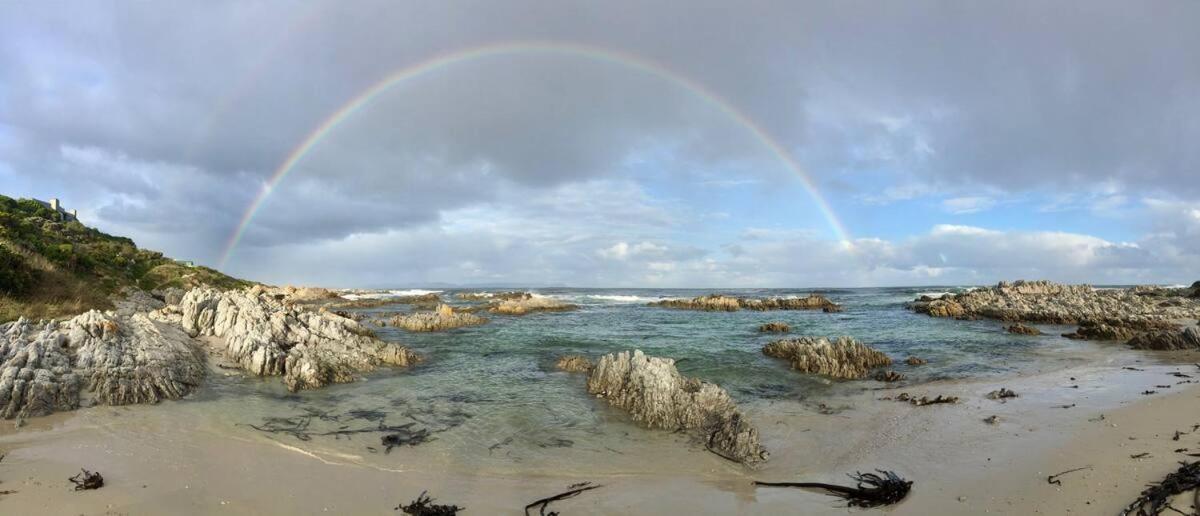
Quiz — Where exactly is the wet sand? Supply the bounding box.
[1,356,1198,515]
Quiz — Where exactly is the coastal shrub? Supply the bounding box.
[0,245,37,296]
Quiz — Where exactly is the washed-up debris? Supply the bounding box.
[755,470,913,508]
[983,415,1000,425]
[68,469,104,491]
[1141,390,1158,396]
[1124,367,1145,372]
[986,388,1018,401]
[1056,403,1077,409]
[1119,461,1200,516]
[894,393,958,406]
[1130,452,1151,460]
[873,370,904,382]
[396,491,463,515]
[1047,466,1092,486]
[524,482,603,515]
[1169,371,1192,379]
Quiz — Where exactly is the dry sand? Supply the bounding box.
[1,357,1198,515]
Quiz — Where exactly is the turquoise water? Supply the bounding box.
[170,287,1127,475]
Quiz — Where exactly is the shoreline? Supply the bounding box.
[2,356,1197,514]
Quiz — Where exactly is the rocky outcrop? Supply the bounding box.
[905,356,927,366]
[178,287,418,391]
[0,310,204,419]
[390,304,487,332]
[762,337,891,380]
[586,350,768,465]
[1127,327,1200,351]
[910,281,1200,326]
[555,355,592,373]
[758,322,790,333]
[1061,318,1180,341]
[1006,323,1042,336]
[456,291,531,302]
[488,295,577,315]
[651,294,841,312]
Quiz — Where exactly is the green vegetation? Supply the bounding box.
[0,194,253,322]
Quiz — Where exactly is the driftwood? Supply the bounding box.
[396,491,463,515]
[524,482,603,515]
[69,469,104,491]
[1119,461,1200,516]
[754,470,913,508]
[1047,466,1092,486]
[892,393,958,406]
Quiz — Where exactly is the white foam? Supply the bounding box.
[340,289,442,300]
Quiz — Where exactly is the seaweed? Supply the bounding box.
[1120,461,1200,516]
[1047,466,1091,486]
[382,425,432,453]
[396,491,463,515]
[69,469,104,491]
[524,482,603,516]
[754,470,913,508]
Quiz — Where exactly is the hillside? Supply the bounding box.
[0,194,252,322]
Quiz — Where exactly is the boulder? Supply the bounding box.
[586,350,768,465]
[905,356,928,366]
[762,337,891,380]
[757,322,790,333]
[1127,327,1200,351]
[554,355,592,373]
[390,304,487,332]
[179,287,418,391]
[1006,323,1042,336]
[0,310,205,419]
[1061,321,1138,341]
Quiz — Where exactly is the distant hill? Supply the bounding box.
[0,194,252,322]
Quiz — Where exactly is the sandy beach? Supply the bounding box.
[2,352,1197,515]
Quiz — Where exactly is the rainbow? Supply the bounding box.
[218,41,850,267]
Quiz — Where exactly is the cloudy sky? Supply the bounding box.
[2,1,1198,287]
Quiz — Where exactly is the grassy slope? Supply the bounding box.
[0,194,252,322]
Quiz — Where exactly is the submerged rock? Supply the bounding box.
[650,294,841,312]
[1006,323,1042,336]
[1127,327,1200,351]
[390,304,487,332]
[554,355,592,373]
[179,287,418,391]
[758,322,791,333]
[873,370,904,382]
[586,350,768,465]
[487,295,577,316]
[762,337,892,380]
[0,310,205,419]
[905,356,928,366]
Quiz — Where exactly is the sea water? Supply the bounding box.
[144,287,1158,477]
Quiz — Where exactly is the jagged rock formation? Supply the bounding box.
[910,281,1200,326]
[488,295,577,315]
[390,304,487,332]
[762,337,891,380]
[554,355,592,373]
[586,350,768,465]
[1127,327,1200,351]
[178,287,418,391]
[758,322,790,333]
[651,294,841,312]
[0,310,205,419]
[1006,323,1042,336]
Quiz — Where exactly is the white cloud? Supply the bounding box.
[941,196,996,214]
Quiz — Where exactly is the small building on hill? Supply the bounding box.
[33,198,78,221]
